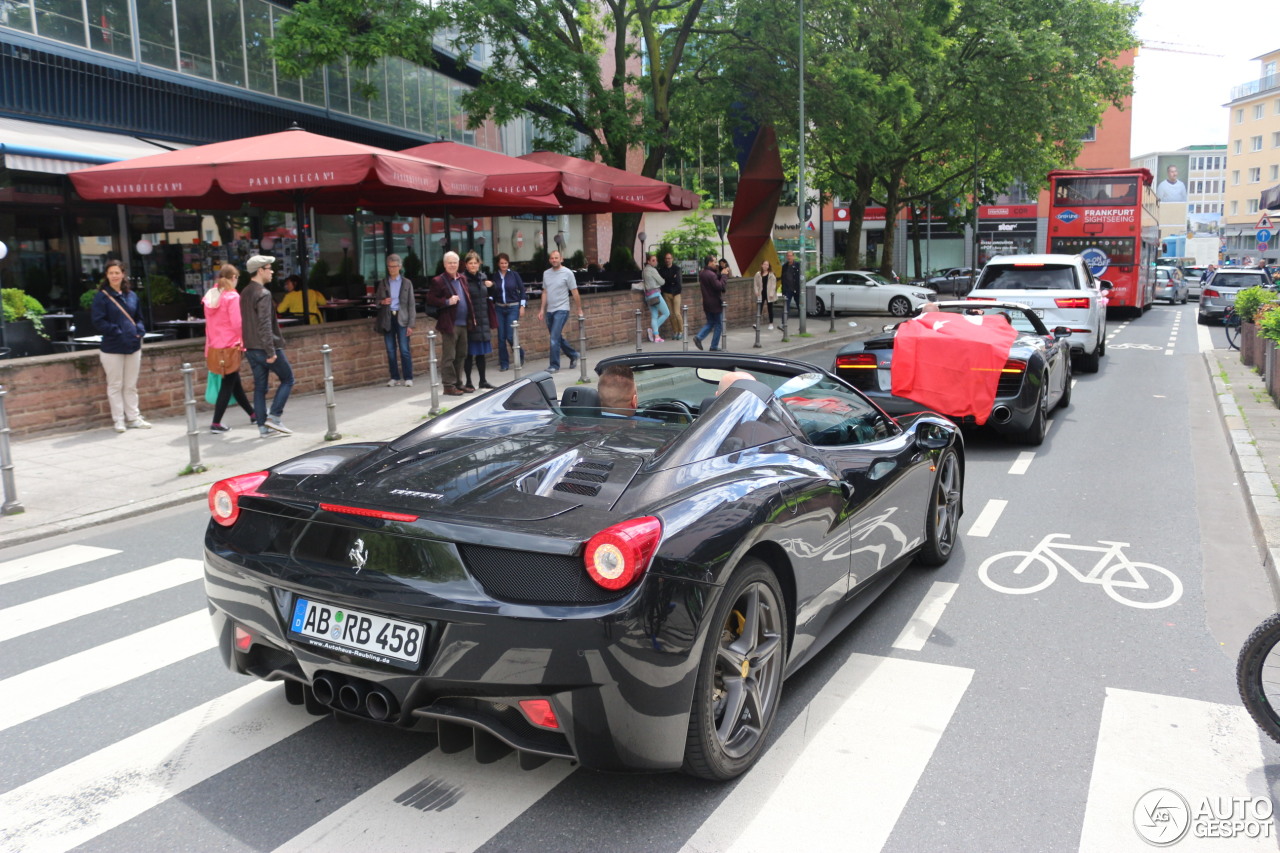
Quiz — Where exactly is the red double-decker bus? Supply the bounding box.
[1046,168,1159,314]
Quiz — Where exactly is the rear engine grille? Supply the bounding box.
[837,368,878,391]
[996,373,1023,396]
[458,545,627,605]
[553,481,600,496]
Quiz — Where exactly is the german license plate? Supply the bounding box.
[289,598,425,667]
[1032,308,1045,317]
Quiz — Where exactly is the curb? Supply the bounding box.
[1203,350,1280,599]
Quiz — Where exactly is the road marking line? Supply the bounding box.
[0,611,214,733]
[1197,324,1214,352]
[0,559,202,643]
[1008,451,1035,476]
[0,545,121,587]
[965,499,1007,537]
[891,582,959,651]
[1079,688,1273,852]
[680,654,972,853]
[0,681,315,853]
[273,748,575,853]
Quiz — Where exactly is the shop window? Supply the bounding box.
[243,0,273,94]
[34,0,86,47]
[86,0,134,58]
[326,62,350,115]
[210,0,244,86]
[1,0,35,31]
[175,0,212,78]
[270,5,299,99]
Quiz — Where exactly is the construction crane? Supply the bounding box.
[1140,40,1224,58]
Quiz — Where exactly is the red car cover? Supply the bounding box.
[890,313,1019,424]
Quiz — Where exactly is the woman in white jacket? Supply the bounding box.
[753,260,779,329]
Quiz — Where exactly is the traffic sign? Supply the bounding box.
[1259,242,1270,253]
[1259,229,1273,244]
[1258,214,1274,231]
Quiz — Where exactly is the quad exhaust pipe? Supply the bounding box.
[308,674,399,721]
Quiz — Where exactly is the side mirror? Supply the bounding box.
[1053,326,1072,339]
[915,420,952,451]
[1098,280,1115,292]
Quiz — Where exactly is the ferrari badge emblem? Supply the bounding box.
[348,538,369,574]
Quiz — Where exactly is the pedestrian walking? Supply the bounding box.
[753,260,778,329]
[425,251,468,396]
[241,255,294,437]
[374,254,416,387]
[461,251,497,391]
[203,264,254,434]
[91,259,150,433]
[692,254,727,351]
[659,251,683,340]
[492,252,526,371]
[780,250,802,316]
[642,254,669,342]
[537,249,581,373]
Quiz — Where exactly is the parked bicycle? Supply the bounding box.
[1224,304,1242,351]
[1238,613,1280,744]
[978,533,1183,609]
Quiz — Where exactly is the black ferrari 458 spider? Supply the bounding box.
[204,353,965,780]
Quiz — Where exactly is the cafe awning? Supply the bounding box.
[401,141,607,211]
[1261,183,1280,212]
[519,151,698,212]
[0,116,189,176]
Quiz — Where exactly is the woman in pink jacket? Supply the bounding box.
[203,264,254,434]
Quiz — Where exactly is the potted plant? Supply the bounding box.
[143,275,185,323]
[1234,286,1279,367]
[0,288,53,357]
[1258,302,1280,403]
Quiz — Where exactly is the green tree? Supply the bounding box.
[660,198,719,263]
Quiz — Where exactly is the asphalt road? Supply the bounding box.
[2,302,1278,852]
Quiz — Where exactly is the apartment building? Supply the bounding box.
[1224,48,1280,262]
[1131,144,1227,255]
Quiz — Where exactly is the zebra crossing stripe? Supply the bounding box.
[680,653,972,853]
[273,747,575,853]
[0,610,214,733]
[892,582,959,651]
[1078,687,1274,852]
[0,545,121,587]
[0,558,203,643]
[0,681,315,853]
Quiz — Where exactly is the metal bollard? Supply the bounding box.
[635,308,644,353]
[721,300,728,352]
[511,320,523,380]
[321,344,342,441]
[427,330,441,415]
[781,297,790,343]
[577,315,589,383]
[682,304,690,352]
[830,304,837,333]
[753,300,763,348]
[180,363,207,474]
[0,385,22,514]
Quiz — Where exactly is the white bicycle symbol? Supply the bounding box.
[1108,343,1163,350]
[978,533,1183,609]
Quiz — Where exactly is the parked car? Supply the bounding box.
[1183,266,1208,301]
[968,253,1109,372]
[1198,267,1273,323]
[833,301,1072,445]
[805,270,933,317]
[1154,266,1188,304]
[920,267,979,296]
[203,353,964,780]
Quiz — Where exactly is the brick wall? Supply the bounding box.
[0,279,759,437]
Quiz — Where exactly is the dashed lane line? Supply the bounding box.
[965,499,1007,538]
[891,582,960,651]
[1008,451,1035,476]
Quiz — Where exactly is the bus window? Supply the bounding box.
[1052,176,1139,207]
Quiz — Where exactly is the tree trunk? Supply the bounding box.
[880,169,903,280]
[843,168,876,267]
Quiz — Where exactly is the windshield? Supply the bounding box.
[1052,176,1138,207]
[977,263,1079,290]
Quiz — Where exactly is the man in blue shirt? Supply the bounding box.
[493,252,527,371]
[375,254,416,387]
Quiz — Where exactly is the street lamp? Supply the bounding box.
[136,238,155,329]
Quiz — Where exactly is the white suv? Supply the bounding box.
[969,254,1109,372]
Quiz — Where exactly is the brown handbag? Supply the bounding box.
[207,346,243,375]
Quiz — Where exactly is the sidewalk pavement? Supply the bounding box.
[1207,348,1280,591]
[0,317,873,548]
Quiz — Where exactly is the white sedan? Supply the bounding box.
[805,270,933,317]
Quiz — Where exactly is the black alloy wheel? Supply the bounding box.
[916,448,962,566]
[889,296,912,317]
[683,559,787,780]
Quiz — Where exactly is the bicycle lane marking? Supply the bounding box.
[892,582,959,651]
[964,499,1007,538]
[977,533,1183,609]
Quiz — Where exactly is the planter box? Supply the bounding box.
[1242,321,1257,367]
[1268,338,1280,406]
[0,319,53,358]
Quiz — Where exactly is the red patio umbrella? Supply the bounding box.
[519,151,698,213]
[401,141,609,212]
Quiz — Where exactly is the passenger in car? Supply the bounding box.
[599,365,640,417]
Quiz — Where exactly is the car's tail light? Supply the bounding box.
[1001,359,1027,374]
[584,516,662,590]
[319,503,419,523]
[518,699,561,730]
[1069,328,1092,334]
[1013,263,1045,268]
[1054,297,1090,309]
[208,472,268,527]
[967,296,996,301]
[234,625,254,652]
[1203,288,1220,299]
[836,353,878,369]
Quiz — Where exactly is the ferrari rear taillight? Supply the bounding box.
[583,516,662,590]
[836,353,878,369]
[518,699,561,730]
[319,503,419,522]
[1002,359,1027,374]
[1054,297,1090,309]
[208,471,268,527]
[234,625,253,652]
